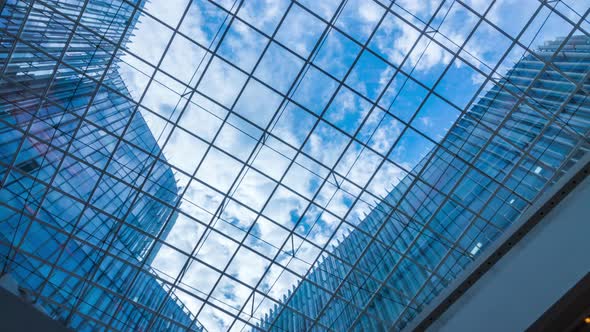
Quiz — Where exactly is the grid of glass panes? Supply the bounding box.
[1,0,589,331]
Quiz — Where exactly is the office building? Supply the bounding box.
[0,0,204,330]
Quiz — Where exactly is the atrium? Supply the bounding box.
[0,0,589,331]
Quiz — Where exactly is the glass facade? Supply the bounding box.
[0,0,204,330]
[1,0,589,331]
[259,34,590,331]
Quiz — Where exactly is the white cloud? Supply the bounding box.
[396,0,427,16]
[197,57,248,108]
[358,0,383,24]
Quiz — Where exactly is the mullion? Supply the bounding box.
[0,156,450,316]
[169,0,560,326]
[387,0,590,97]
[0,57,542,225]
[169,0,322,328]
[288,0,590,142]
[395,65,590,332]
[236,0,422,327]
[213,0,448,330]
[6,5,507,237]
[0,213,143,331]
[258,6,472,328]
[120,0,582,203]
[364,9,590,322]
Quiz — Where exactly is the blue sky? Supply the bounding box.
[118,0,587,330]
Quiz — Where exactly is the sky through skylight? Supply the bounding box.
[116,0,589,330]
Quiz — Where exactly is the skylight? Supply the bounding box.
[1,0,589,331]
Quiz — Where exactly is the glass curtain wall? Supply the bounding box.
[0,0,205,330]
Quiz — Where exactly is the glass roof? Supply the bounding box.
[0,0,589,331]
